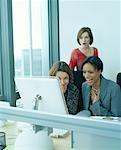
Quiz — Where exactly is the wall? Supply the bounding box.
[59,0,120,81]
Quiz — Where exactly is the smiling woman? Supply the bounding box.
[81,56,121,117]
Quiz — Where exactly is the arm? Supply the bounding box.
[66,84,79,115]
[110,84,121,117]
[90,84,121,117]
[69,49,77,70]
[94,48,98,57]
[90,101,113,116]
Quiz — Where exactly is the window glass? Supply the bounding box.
[12,0,49,77]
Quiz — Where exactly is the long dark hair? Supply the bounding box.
[81,56,103,72]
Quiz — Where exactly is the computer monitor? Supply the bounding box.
[15,77,68,115]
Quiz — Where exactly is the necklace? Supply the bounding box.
[92,87,100,92]
[91,87,100,104]
[91,87,100,96]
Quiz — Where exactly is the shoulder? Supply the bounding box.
[71,48,80,54]
[93,47,98,52]
[82,81,88,87]
[82,81,90,90]
[89,47,98,56]
[93,47,98,51]
[93,47,98,56]
[91,47,98,53]
[101,76,120,89]
[68,82,79,93]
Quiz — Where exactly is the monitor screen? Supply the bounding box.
[15,77,68,115]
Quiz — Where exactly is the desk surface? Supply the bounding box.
[90,116,121,122]
[0,121,72,150]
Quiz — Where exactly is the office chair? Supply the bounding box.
[116,72,121,88]
[73,70,85,89]
[73,70,85,112]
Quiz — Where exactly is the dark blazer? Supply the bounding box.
[82,75,121,117]
[64,82,79,115]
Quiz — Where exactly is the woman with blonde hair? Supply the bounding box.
[49,61,80,115]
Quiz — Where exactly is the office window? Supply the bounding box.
[12,0,49,77]
[0,0,59,105]
[0,0,16,105]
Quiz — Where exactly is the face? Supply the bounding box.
[56,71,69,93]
[79,31,90,48]
[83,63,101,86]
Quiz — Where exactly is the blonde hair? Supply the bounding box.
[49,61,73,81]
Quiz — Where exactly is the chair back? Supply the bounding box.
[116,73,121,88]
[73,71,85,112]
[73,71,85,89]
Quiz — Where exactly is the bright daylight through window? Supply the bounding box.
[12,0,49,77]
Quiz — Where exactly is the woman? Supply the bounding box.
[69,27,99,71]
[81,56,121,117]
[49,61,80,115]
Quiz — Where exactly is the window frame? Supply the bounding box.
[0,0,16,106]
[0,0,60,106]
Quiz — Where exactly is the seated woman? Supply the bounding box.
[81,56,121,117]
[49,61,80,115]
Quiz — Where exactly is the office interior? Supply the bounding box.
[0,0,121,150]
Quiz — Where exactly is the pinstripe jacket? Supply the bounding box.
[82,75,121,117]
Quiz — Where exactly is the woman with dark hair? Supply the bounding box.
[81,56,121,117]
[69,27,99,71]
[49,61,80,115]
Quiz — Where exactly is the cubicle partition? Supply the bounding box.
[0,106,120,150]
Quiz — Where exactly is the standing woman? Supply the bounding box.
[81,56,121,117]
[69,27,99,71]
[49,61,80,115]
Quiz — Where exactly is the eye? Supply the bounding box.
[58,77,61,80]
[88,71,94,74]
[83,71,86,76]
[64,76,69,80]
[56,76,61,80]
[83,71,94,74]
[83,71,86,74]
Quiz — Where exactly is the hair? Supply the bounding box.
[81,56,103,72]
[49,61,73,81]
[77,27,93,45]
